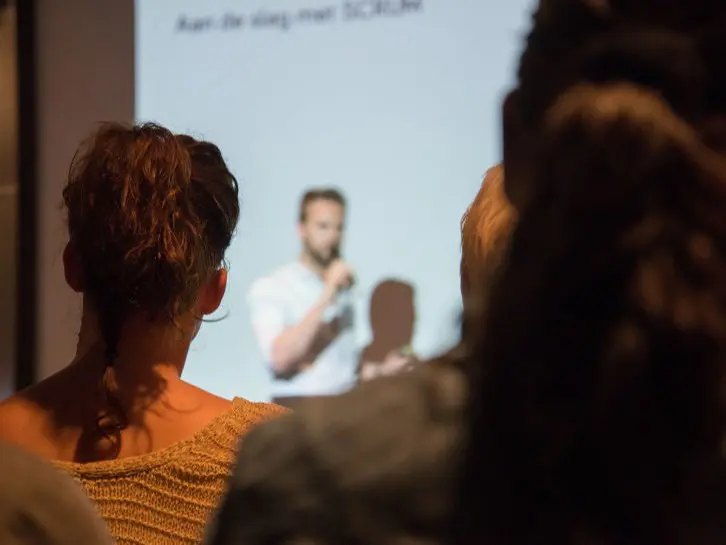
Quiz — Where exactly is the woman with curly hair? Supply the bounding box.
[0,123,285,544]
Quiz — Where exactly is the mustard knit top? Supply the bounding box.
[54,398,285,545]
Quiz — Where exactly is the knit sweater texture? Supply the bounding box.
[55,398,285,544]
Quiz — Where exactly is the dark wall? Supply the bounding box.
[0,0,18,398]
[35,0,134,379]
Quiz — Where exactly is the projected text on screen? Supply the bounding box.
[136,0,533,401]
[176,1,423,33]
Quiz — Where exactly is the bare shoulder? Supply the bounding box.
[0,388,47,445]
[0,366,91,458]
[174,383,287,440]
[209,396,290,447]
[214,368,466,543]
[181,379,288,420]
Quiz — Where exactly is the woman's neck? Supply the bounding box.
[73,308,190,403]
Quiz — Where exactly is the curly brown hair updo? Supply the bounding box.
[456,2,726,544]
[63,122,239,444]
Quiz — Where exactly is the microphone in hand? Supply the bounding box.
[325,254,354,293]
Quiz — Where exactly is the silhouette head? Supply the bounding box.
[369,279,416,348]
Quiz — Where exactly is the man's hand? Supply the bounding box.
[323,259,354,295]
[381,350,415,375]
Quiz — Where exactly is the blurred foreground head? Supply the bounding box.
[0,443,112,544]
[458,1,726,544]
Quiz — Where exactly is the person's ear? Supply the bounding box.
[197,268,228,316]
[63,240,85,293]
[502,90,538,213]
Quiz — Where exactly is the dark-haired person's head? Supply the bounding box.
[62,122,239,450]
[297,188,346,268]
[458,2,726,544]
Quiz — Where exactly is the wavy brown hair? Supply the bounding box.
[63,123,239,447]
[456,1,726,544]
[460,164,517,304]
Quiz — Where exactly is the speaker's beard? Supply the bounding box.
[305,242,336,269]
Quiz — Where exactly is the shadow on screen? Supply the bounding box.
[360,278,416,364]
[278,279,416,411]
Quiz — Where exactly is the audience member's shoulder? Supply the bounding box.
[234,362,467,474]
[214,365,467,542]
[0,389,47,446]
[0,442,113,544]
[225,398,289,435]
[0,363,75,422]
